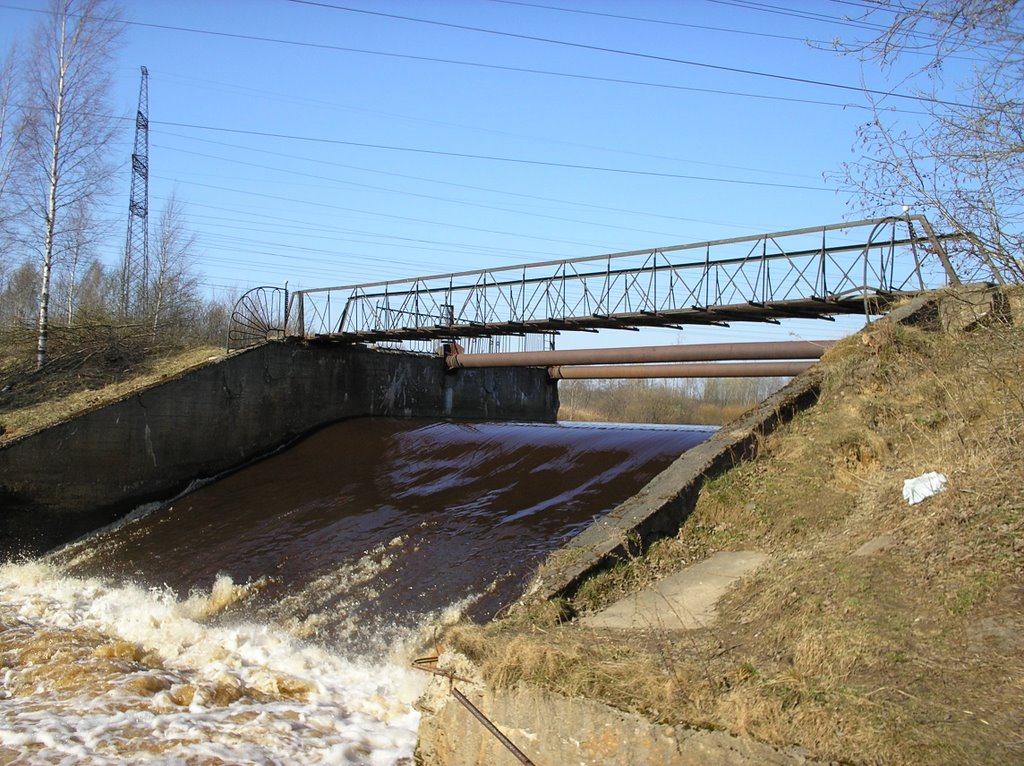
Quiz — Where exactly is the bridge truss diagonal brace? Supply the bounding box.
[288,216,961,346]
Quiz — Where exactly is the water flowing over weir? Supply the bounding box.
[1,418,712,764]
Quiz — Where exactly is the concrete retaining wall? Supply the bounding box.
[417,680,824,766]
[0,341,557,555]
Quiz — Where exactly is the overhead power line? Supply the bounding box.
[0,3,920,114]
[152,143,689,240]
[487,0,985,63]
[154,129,772,232]
[485,0,837,44]
[285,0,974,109]
[167,177,615,250]
[154,119,834,192]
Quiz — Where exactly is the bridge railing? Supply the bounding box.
[286,216,958,347]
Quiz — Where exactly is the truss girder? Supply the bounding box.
[289,217,958,343]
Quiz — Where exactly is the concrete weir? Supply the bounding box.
[0,341,557,556]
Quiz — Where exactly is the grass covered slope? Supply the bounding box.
[448,306,1024,764]
[0,327,223,444]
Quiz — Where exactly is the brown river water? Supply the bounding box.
[1,418,712,764]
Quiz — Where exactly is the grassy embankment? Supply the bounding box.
[0,327,223,444]
[446,299,1024,765]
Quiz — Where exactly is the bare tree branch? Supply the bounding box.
[834,1,1024,284]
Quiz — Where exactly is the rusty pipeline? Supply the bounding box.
[446,340,835,370]
[548,361,815,379]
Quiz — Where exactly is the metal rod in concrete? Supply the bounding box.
[447,340,834,369]
[548,361,814,379]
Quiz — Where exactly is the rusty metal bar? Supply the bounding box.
[549,361,814,379]
[450,687,537,765]
[412,656,535,765]
[447,339,834,369]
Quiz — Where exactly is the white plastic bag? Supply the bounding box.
[902,471,948,505]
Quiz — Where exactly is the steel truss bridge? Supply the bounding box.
[228,216,960,351]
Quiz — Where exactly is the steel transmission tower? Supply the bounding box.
[120,65,149,318]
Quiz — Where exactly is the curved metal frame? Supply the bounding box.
[227,286,289,350]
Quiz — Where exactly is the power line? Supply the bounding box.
[154,176,616,250]
[488,0,986,63]
[485,0,837,44]
[141,201,578,265]
[285,0,973,109]
[128,194,599,262]
[151,129,791,232]
[152,71,830,177]
[0,3,949,110]
[152,143,735,240]
[153,119,835,192]
[11,99,836,195]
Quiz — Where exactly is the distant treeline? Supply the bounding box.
[558,377,787,426]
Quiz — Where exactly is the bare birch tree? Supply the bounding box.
[17,0,122,368]
[836,1,1024,283]
[150,193,200,338]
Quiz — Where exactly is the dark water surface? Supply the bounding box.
[58,418,713,651]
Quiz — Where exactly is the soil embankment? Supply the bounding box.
[419,286,1024,766]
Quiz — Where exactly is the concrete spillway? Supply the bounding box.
[0,342,558,556]
[50,418,714,653]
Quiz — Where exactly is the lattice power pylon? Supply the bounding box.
[120,65,149,318]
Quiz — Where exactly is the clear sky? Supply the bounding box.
[0,0,962,346]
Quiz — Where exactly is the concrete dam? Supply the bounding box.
[0,341,559,556]
[0,340,719,763]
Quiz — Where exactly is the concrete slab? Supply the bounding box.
[582,551,769,630]
[852,534,897,557]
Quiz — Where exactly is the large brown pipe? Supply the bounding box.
[549,361,814,379]
[446,340,834,369]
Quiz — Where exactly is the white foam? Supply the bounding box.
[0,561,422,764]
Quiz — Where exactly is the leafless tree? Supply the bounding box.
[834,1,1024,284]
[54,198,106,325]
[0,261,39,328]
[149,192,200,338]
[0,46,22,271]
[16,0,122,368]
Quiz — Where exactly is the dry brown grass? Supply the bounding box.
[446,295,1024,765]
[557,378,784,425]
[0,326,224,443]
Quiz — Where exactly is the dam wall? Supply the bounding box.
[0,341,558,555]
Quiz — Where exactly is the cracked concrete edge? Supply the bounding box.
[520,289,950,607]
[417,681,832,766]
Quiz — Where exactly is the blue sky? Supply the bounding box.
[1,1,957,345]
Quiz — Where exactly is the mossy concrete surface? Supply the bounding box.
[417,681,828,766]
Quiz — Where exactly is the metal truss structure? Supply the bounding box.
[287,216,959,348]
[120,66,150,318]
